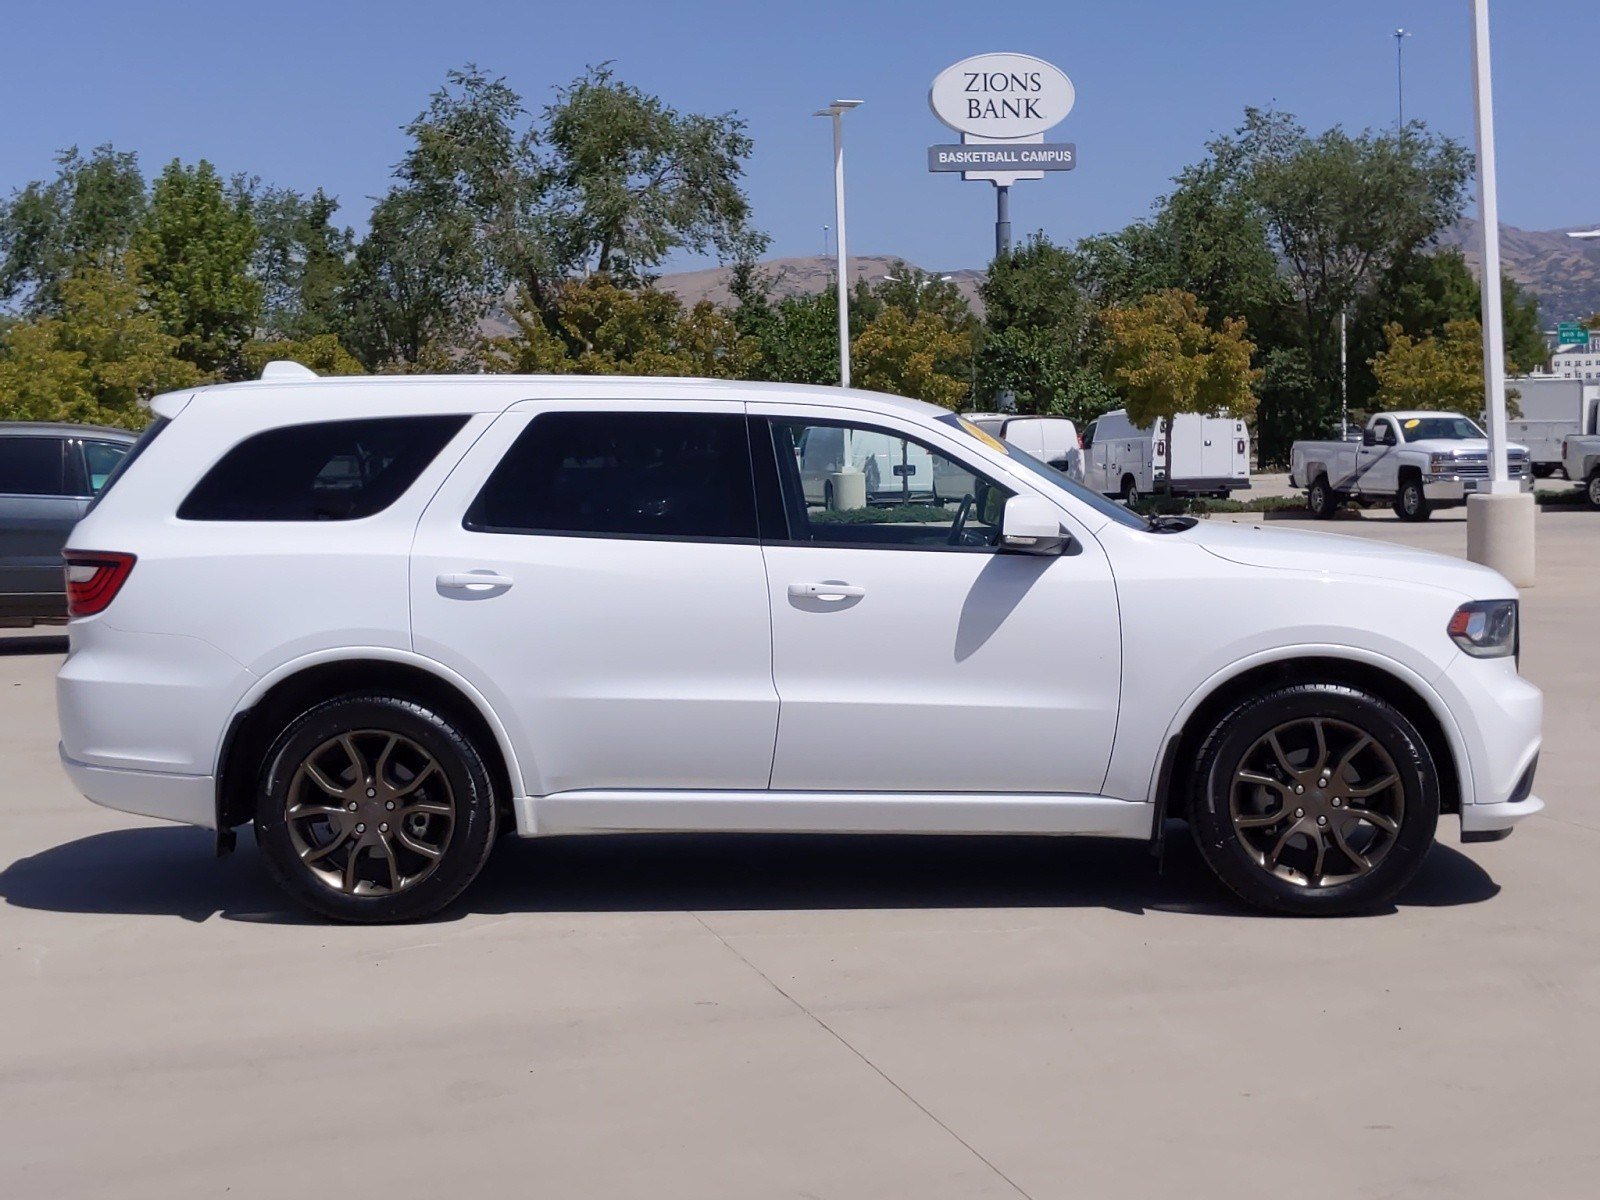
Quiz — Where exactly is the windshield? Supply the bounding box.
[938,413,1148,530]
[1398,416,1483,442]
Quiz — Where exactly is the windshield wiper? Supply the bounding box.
[1146,514,1199,533]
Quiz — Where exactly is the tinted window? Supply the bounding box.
[178,416,467,521]
[0,436,68,496]
[466,411,757,541]
[769,418,1014,549]
[86,418,167,514]
[83,440,130,493]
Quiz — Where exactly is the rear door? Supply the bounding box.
[0,434,90,618]
[410,400,779,796]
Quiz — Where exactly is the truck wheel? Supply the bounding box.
[1393,476,1431,521]
[1187,682,1440,916]
[1120,475,1140,506]
[1308,475,1341,519]
[253,694,499,923]
[1588,470,1600,509]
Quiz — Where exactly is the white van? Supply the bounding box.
[1080,410,1250,502]
[795,423,969,507]
[964,414,1081,476]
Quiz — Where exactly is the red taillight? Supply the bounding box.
[64,551,136,618]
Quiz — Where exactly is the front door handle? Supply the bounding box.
[438,571,514,591]
[788,581,866,601]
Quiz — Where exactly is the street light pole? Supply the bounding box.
[815,99,862,389]
[1466,0,1534,586]
[1394,28,1411,127]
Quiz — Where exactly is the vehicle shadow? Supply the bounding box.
[0,822,1501,925]
[0,634,68,656]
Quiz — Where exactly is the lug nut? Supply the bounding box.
[1295,785,1304,795]
[1317,815,1328,826]
[379,823,389,833]
[1332,797,1343,807]
[346,802,357,811]
[1295,808,1305,818]
[355,823,366,833]
[385,801,395,810]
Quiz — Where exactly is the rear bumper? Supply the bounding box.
[1168,477,1250,494]
[59,744,216,829]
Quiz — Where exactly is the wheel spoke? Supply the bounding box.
[342,843,366,892]
[1264,820,1303,869]
[1345,773,1399,800]
[338,734,369,784]
[394,827,443,860]
[1235,809,1287,829]
[302,760,347,799]
[1345,806,1399,834]
[1307,827,1327,882]
[1332,735,1373,783]
[1237,770,1289,795]
[1310,719,1330,778]
[389,760,440,802]
[302,824,351,865]
[288,803,346,823]
[1265,731,1299,778]
[1330,821,1373,875]
[374,734,401,788]
[376,834,403,892]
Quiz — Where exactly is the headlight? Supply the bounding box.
[1429,453,1458,473]
[1448,600,1518,659]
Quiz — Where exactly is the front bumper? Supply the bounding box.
[1460,794,1543,841]
[59,744,216,829]
[1423,472,1533,502]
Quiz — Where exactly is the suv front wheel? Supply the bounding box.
[1188,682,1439,915]
[254,694,498,922]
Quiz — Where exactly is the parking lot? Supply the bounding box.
[1,507,1596,1200]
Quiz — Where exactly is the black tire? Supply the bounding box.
[1307,474,1341,519]
[1531,463,1554,479]
[1121,474,1140,506]
[823,480,835,510]
[1187,682,1440,916]
[254,694,498,922]
[1393,475,1431,521]
[1587,470,1600,510]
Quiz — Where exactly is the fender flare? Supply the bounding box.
[213,646,528,799]
[1141,643,1475,809]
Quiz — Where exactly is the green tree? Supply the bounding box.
[132,160,261,375]
[852,307,970,408]
[241,333,364,377]
[0,145,146,314]
[1101,289,1261,430]
[977,236,1114,420]
[0,260,201,426]
[542,63,768,284]
[243,185,353,339]
[1370,319,1521,422]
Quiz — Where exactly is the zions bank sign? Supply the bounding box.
[928,52,1075,140]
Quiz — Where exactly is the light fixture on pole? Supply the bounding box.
[814,99,862,390]
[1465,0,1534,586]
[1394,29,1412,127]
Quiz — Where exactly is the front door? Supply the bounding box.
[411,401,779,796]
[752,408,1122,795]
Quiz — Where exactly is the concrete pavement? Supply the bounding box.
[2,509,1597,1199]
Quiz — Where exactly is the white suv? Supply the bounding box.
[57,366,1543,921]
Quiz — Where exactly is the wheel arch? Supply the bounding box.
[215,651,524,831]
[1152,652,1468,826]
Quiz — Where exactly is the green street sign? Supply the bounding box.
[1558,323,1589,347]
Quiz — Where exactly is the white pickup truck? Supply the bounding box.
[1290,411,1531,522]
[1559,399,1600,507]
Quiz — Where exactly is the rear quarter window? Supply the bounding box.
[178,416,467,521]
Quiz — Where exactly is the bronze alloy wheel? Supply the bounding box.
[285,730,456,896]
[1229,716,1405,888]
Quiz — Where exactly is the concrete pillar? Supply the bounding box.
[1466,491,1535,587]
[829,470,867,511]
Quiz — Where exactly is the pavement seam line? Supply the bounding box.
[690,911,1035,1200]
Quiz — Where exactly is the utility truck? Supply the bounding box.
[1078,409,1251,503]
[1505,377,1599,477]
[1290,411,1531,522]
[1559,399,1600,507]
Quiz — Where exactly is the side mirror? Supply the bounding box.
[1000,495,1070,556]
[1362,428,1378,447]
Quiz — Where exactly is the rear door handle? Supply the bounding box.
[438,571,514,591]
[788,581,866,601]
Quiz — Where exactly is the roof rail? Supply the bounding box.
[259,360,320,382]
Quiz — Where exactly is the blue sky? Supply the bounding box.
[3,0,1592,273]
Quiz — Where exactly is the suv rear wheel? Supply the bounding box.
[1187,682,1439,915]
[254,694,498,922]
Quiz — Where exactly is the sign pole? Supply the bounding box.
[995,184,1011,259]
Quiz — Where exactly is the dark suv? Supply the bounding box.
[0,422,136,626]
